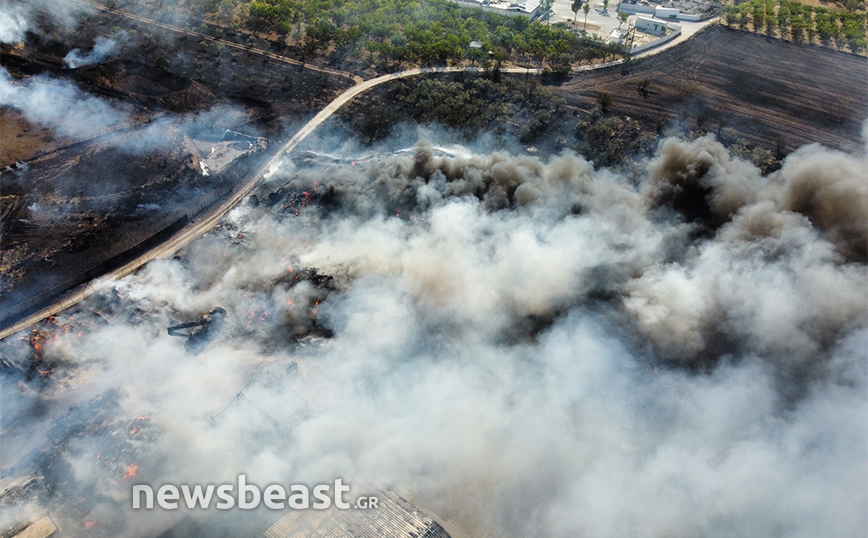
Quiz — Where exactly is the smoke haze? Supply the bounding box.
[0,66,129,139]
[1,125,865,537]
[64,34,126,69]
[0,2,27,44]
[0,0,91,44]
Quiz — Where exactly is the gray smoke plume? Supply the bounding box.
[0,2,27,44]
[0,128,865,538]
[0,66,129,139]
[64,34,126,69]
[0,0,91,43]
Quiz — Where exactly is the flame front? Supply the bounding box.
[122,462,139,481]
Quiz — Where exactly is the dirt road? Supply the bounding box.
[0,66,516,339]
[0,14,720,339]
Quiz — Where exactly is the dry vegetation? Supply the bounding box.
[337,25,866,169]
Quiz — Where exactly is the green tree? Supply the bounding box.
[725,4,739,26]
[738,3,751,30]
[752,0,765,33]
[618,10,629,29]
[572,0,583,27]
[583,2,591,30]
[805,8,817,43]
[598,90,613,111]
[778,3,791,34]
[540,0,554,24]
[764,0,777,36]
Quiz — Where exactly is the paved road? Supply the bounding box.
[0,9,718,340]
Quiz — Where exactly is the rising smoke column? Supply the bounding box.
[64,34,126,69]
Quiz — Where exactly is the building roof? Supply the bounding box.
[264,476,452,538]
[11,517,57,538]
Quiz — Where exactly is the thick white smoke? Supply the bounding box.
[0,2,27,44]
[0,130,866,537]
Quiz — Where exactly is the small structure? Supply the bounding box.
[617,0,711,20]
[655,6,680,18]
[264,476,452,538]
[451,0,543,19]
[167,307,227,352]
[635,16,668,34]
[10,517,57,538]
[211,371,309,431]
[513,0,542,17]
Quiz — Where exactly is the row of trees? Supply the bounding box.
[724,0,867,52]
[195,0,622,69]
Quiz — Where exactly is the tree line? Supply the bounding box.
[724,0,867,53]
[181,0,623,70]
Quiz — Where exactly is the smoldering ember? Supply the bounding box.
[0,1,866,538]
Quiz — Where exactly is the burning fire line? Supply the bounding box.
[122,462,139,482]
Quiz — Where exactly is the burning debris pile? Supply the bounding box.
[4,315,89,381]
[1,388,160,536]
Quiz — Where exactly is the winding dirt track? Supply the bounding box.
[0,7,717,339]
[0,68,492,339]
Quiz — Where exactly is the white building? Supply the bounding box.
[635,16,668,34]
[618,1,706,20]
[451,0,544,19]
[654,6,680,18]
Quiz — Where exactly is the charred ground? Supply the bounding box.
[337,25,867,167]
[1,7,352,325]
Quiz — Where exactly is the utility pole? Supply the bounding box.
[621,24,636,75]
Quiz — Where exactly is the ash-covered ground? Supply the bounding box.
[1,126,866,537]
[0,0,350,321]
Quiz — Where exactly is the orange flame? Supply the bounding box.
[123,462,139,481]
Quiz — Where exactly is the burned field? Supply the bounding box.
[337,25,866,166]
[1,9,352,329]
[558,25,868,154]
